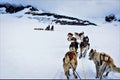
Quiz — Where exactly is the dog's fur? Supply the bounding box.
[69,41,79,52]
[67,33,73,41]
[74,32,80,40]
[78,32,90,58]
[79,41,90,58]
[69,37,79,52]
[79,36,90,58]
[89,49,120,80]
[79,32,85,42]
[63,51,78,80]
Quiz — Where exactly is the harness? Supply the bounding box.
[70,42,78,49]
[100,53,110,65]
[80,41,89,48]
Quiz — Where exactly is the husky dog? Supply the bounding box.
[89,49,120,80]
[79,32,85,42]
[74,32,80,40]
[63,51,78,80]
[67,33,74,41]
[69,37,79,53]
[79,36,90,58]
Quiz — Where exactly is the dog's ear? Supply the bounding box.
[90,49,93,53]
[95,49,96,52]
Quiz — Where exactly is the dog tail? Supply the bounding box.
[111,62,120,73]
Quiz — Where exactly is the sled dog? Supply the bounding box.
[79,41,90,58]
[69,37,79,53]
[67,33,74,41]
[89,49,120,80]
[74,32,80,40]
[79,32,85,42]
[79,36,90,58]
[63,51,78,80]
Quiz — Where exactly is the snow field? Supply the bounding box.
[0,14,120,79]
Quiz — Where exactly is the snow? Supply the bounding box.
[0,8,6,14]
[0,11,120,79]
[0,0,120,79]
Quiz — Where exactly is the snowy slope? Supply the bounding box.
[0,11,120,80]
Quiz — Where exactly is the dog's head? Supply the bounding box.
[79,32,84,37]
[89,49,96,60]
[67,33,73,38]
[74,32,79,36]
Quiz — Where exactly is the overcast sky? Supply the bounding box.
[0,0,120,18]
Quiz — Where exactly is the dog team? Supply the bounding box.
[63,32,120,80]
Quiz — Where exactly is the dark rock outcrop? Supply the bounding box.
[0,3,38,13]
[105,14,120,23]
[0,3,97,26]
[25,12,97,26]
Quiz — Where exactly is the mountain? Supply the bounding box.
[0,3,97,26]
[0,3,38,13]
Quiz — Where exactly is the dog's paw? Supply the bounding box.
[68,73,71,76]
[95,76,99,78]
[103,75,107,78]
[79,55,82,59]
[75,75,78,79]
[79,56,82,59]
[67,77,69,80]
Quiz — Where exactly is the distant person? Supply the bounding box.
[45,25,50,30]
[51,25,54,31]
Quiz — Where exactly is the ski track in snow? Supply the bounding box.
[0,13,120,79]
